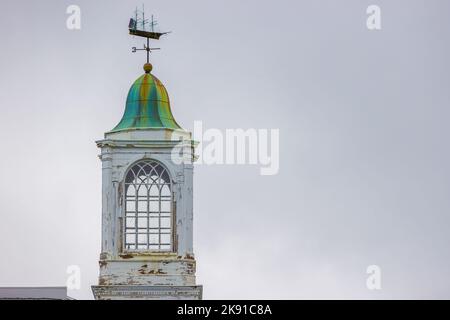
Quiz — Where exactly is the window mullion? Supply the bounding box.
[134,181,138,250]
[146,179,150,250]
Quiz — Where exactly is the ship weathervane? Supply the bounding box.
[129,5,170,64]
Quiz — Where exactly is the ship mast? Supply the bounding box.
[129,7,169,66]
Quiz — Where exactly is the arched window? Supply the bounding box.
[124,160,173,251]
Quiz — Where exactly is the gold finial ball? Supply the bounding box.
[143,63,153,73]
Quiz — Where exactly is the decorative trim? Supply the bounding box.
[92,285,202,300]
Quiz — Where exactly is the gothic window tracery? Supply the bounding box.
[124,160,173,251]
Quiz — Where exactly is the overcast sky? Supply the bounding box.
[0,0,449,299]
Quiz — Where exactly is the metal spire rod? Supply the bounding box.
[131,38,160,64]
[147,37,149,63]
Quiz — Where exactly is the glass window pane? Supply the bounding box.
[160,217,171,228]
[160,245,171,250]
[149,217,159,228]
[126,201,136,212]
[161,201,170,212]
[161,184,170,197]
[149,184,159,197]
[149,234,159,244]
[161,171,170,184]
[150,201,159,212]
[126,217,135,227]
[138,217,147,228]
[138,234,147,244]
[126,234,136,245]
[160,234,171,244]
[138,201,147,212]
[126,185,136,196]
[138,185,147,196]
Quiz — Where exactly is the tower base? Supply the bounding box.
[91,285,203,300]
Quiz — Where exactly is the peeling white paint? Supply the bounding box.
[92,128,202,300]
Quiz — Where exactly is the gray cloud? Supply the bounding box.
[0,0,449,299]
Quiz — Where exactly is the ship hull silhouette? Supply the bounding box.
[129,18,169,40]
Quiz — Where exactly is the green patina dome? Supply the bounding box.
[111,64,181,132]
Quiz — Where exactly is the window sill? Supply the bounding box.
[117,251,179,261]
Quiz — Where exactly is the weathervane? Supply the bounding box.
[129,5,170,64]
